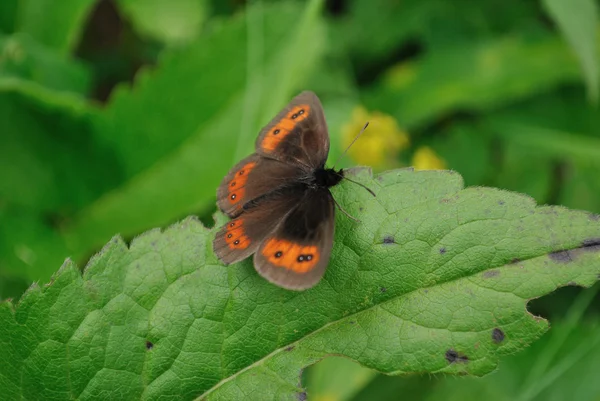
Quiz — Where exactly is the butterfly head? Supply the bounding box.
[313,167,344,189]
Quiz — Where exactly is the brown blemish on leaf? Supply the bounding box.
[383,235,395,245]
[145,341,154,350]
[380,287,387,293]
[297,391,307,401]
[549,250,572,263]
[445,349,469,364]
[510,258,521,264]
[439,247,447,254]
[483,270,500,278]
[285,345,295,352]
[492,328,505,343]
[582,238,600,250]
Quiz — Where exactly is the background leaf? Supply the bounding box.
[16,0,97,54]
[542,0,599,101]
[116,0,209,44]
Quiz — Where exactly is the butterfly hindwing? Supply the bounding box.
[253,188,335,290]
[255,91,329,168]
[216,154,304,218]
[214,186,306,265]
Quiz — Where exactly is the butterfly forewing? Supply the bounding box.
[216,154,304,218]
[255,91,329,169]
[253,188,335,290]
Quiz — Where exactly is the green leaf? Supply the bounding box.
[0,33,92,112]
[0,93,122,282]
[1,168,600,400]
[423,123,493,186]
[0,94,119,211]
[542,0,599,102]
[0,206,69,283]
[16,0,97,54]
[304,356,376,401]
[116,0,209,44]
[307,284,600,401]
[0,0,18,34]
[484,113,600,207]
[61,1,325,259]
[365,33,584,128]
[416,307,600,401]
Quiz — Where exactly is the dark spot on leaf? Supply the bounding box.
[510,258,521,264]
[483,270,500,278]
[359,207,364,212]
[492,328,505,343]
[498,200,505,205]
[145,341,153,350]
[298,391,307,401]
[582,238,600,250]
[349,321,356,324]
[383,235,395,244]
[285,346,295,352]
[380,287,387,293]
[439,247,446,254]
[588,213,600,221]
[445,349,469,364]
[567,281,577,286]
[549,250,573,263]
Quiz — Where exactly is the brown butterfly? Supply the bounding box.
[213,91,369,290]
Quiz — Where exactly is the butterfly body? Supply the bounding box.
[213,91,343,290]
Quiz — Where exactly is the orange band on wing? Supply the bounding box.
[227,161,257,206]
[225,219,251,250]
[260,105,311,153]
[261,238,320,273]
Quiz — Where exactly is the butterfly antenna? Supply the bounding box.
[342,176,376,197]
[332,197,360,223]
[332,122,369,168]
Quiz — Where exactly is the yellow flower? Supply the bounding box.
[412,146,447,170]
[341,106,409,169]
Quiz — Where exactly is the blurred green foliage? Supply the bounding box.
[0,0,598,399]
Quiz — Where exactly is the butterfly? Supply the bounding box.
[213,91,368,290]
